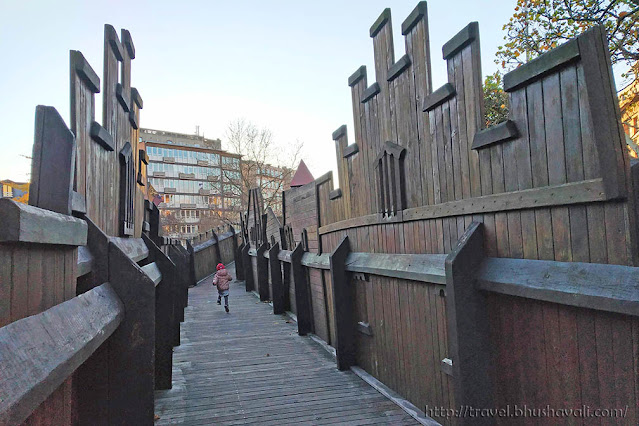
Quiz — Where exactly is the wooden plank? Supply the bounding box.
[345,253,446,284]
[29,105,76,213]
[109,236,149,263]
[0,199,87,246]
[27,248,43,315]
[477,257,639,316]
[140,262,162,285]
[503,38,579,91]
[471,120,518,150]
[422,83,455,112]
[0,283,123,426]
[0,248,11,327]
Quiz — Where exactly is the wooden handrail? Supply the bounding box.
[0,283,123,425]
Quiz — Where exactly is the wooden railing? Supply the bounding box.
[0,23,235,425]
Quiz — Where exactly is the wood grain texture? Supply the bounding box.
[0,284,122,425]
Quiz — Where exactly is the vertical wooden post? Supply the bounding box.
[211,229,222,263]
[269,243,285,314]
[291,243,313,335]
[445,221,493,424]
[242,243,254,292]
[257,242,269,301]
[235,241,245,280]
[143,234,175,390]
[107,241,155,424]
[186,240,196,287]
[329,235,354,370]
[280,228,291,312]
[229,224,239,263]
[168,245,187,322]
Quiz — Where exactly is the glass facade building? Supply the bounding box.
[141,128,242,241]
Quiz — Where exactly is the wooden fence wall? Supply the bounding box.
[192,227,239,282]
[0,25,202,426]
[242,2,639,425]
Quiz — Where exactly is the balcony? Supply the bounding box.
[153,171,166,177]
[164,187,176,193]
[199,189,211,195]
[179,173,195,180]
[180,203,196,209]
[163,157,175,163]
[197,160,209,166]
[207,175,219,181]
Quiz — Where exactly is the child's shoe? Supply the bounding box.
[225,306,229,313]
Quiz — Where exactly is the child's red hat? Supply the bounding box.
[216,263,225,270]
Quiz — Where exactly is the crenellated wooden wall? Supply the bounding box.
[248,2,639,425]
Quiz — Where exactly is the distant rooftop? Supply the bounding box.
[290,160,314,188]
[140,127,223,151]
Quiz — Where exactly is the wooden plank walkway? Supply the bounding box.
[154,263,419,425]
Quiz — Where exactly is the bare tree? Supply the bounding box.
[222,119,303,219]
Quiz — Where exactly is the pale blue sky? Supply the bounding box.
[0,0,519,182]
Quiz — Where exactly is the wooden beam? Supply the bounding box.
[361,83,381,103]
[401,1,428,35]
[445,222,493,424]
[330,236,354,370]
[387,55,411,82]
[503,38,579,92]
[332,125,347,140]
[301,252,330,269]
[291,243,313,336]
[0,283,123,425]
[141,262,162,286]
[422,83,455,112]
[76,245,93,278]
[442,21,479,59]
[319,178,608,234]
[477,257,639,317]
[70,50,100,93]
[343,143,360,158]
[471,120,518,150]
[0,199,87,246]
[29,105,76,215]
[346,253,447,284]
[369,8,391,37]
[109,237,149,263]
[348,65,366,87]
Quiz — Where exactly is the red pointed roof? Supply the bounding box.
[290,160,314,188]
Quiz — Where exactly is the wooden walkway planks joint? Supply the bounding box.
[154,262,420,425]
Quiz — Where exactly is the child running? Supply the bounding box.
[213,263,232,313]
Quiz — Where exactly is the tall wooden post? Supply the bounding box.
[445,222,493,425]
[242,243,254,292]
[291,243,312,335]
[329,236,354,370]
[257,242,269,301]
[143,234,176,390]
[269,243,285,314]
